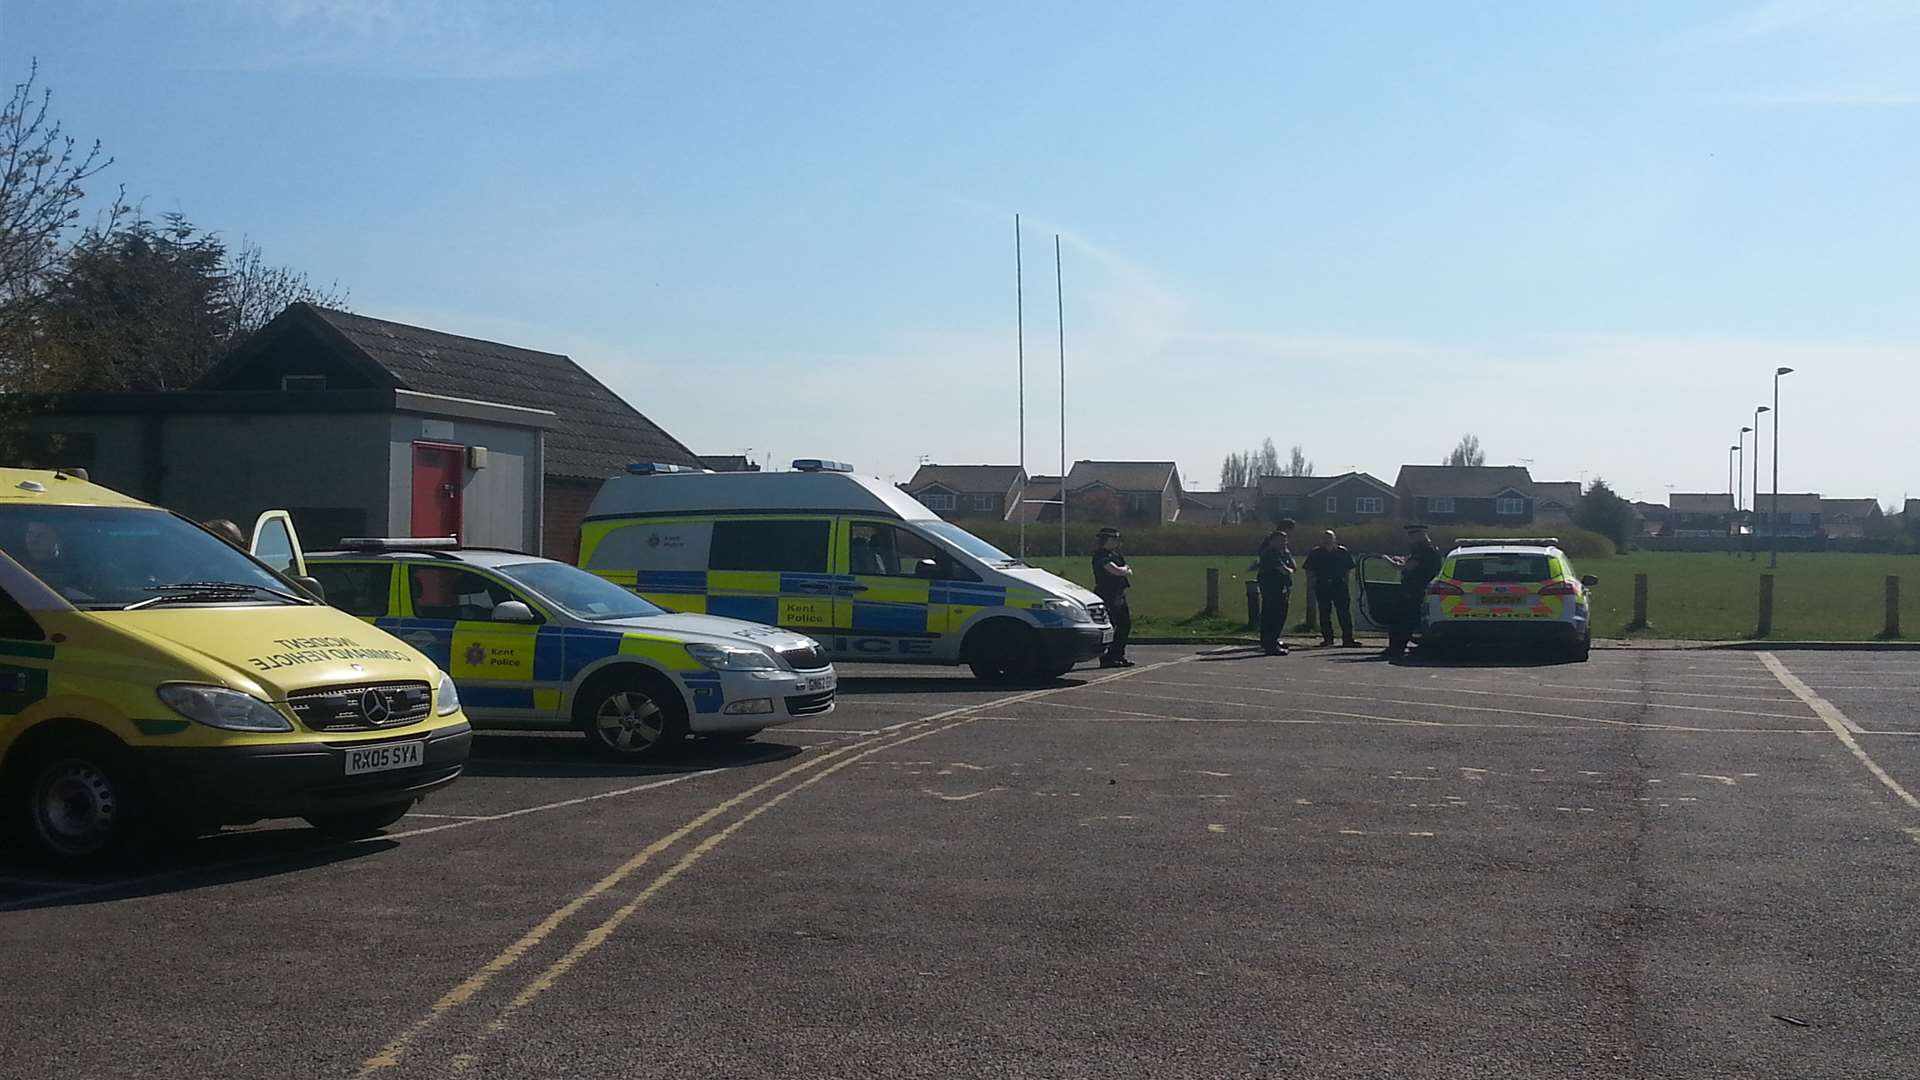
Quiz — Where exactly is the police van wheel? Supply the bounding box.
[19,732,142,868]
[305,800,415,839]
[579,672,687,759]
[965,622,1039,685]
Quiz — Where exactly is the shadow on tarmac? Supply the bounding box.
[461,730,803,778]
[835,675,1088,696]
[1318,649,1577,669]
[1,829,394,912]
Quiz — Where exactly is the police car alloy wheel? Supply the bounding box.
[580,674,687,759]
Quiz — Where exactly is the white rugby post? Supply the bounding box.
[1014,213,1026,561]
[1055,233,1067,559]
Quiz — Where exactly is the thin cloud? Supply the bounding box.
[206,0,626,78]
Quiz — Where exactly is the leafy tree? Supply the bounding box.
[1283,444,1313,476]
[1221,437,1291,488]
[1255,437,1281,477]
[1220,450,1253,490]
[1444,434,1485,467]
[1575,478,1634,553]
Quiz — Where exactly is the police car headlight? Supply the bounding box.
[1041,598,1094,624]
[156,684,294,733]
[685,643,780,671]
[435,674,461,716]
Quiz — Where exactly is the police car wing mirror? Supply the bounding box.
[491,600,537,623]
[1580,574,1600,589]
[913,558,941,579]
[291,575,326,603]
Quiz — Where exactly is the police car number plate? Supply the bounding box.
[344,740,425,776]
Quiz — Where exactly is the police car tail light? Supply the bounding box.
[1426,581,1464,596]
[157,684,294,732]
[1538,581,1579,596]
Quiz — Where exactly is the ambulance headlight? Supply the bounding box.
[156,684,294,733]
[1041,598,1094,625]
[685,643,780,671]
[435,674,461,716]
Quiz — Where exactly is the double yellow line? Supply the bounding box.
[358,658,1185,1076]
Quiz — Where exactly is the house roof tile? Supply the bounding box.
[904,464,1025,494]
[1395,465,1536,498]
[1064,460,1178,492]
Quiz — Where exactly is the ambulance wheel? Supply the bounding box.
[965,621,1039,684]
[305,800,415,839]
[15,729,143,869]
[578,670,687,759]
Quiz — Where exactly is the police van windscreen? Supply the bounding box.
[0,505,292,609]
[495,560,666,620]
[1451,554,1553,583]
[918,522,1019,565]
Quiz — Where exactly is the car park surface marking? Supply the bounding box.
[357,655,1196,1076]
[1760,653,1920,828]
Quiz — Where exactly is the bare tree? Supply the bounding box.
[1444,434,1485,467]
[1283,444,1313,476]
[222,236,347,346]
[1220,450,1253,490]
[0,60,124,392]
[1255,437,1281,477]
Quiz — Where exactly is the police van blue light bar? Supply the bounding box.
[625,462,703,475]
[791,459,854,473]
[338,537,461,550]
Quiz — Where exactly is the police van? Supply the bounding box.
[579,461,1112,682]
[0,469,472,866]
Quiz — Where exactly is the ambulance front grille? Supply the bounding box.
[288,681,434,732]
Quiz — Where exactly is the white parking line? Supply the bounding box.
[1122,678,1814,723]
[1760,652,1920,821]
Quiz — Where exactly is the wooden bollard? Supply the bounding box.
[1204,568,1220,616]
[1628,573,1649,630]
[1886,576,1901,639]
[1757,574,1775,638]
[1245,580,1261,629]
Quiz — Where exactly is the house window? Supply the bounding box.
[1496,497,1525,516]
[1325,496,1339,513]
[920,492,955,511]
[1355,497,1384,515]
[1127,493,1154,514]
[1275,496,1300,512]
[970,494,997,513]
[1429,497,1457,514]
[281,374,328,391]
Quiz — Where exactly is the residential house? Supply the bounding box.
[1668,493,1735,537]
[1179,487,1258,526]
[1819,498,1884,539]
[903,464,1027,521]
[1009,475,1063,524]
[1256,472,1398,525]
[1750,493,1823,539]
[1393,466,1536,526]
[1631,501,1671,537]
[1063,460,1183,525]
[696,454,760,473]
[8,303,702,556]
[1533,481,1583,527]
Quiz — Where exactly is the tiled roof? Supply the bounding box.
[905,464,1025,494]
[1065,460,1178,493]
[1757,493,1823,514]
[1819,498,1880,518]
[1394,465,1536,498]
[1670,493,1734,513]
[1534,481,1582,508]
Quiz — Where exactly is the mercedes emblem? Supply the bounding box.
[360,688,393,725]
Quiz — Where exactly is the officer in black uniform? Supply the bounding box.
[1254,519,1297,656]
[1384,523,1443,659]
[1303,529,1359,647]
[1092,526,1133,668]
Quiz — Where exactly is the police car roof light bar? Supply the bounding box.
[337,537,462,551]
[791,459,855,473]
[625,462,703,476]
[1454,537,1562,549]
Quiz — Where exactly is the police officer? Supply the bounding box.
[1254,519,1297,656]
[1092,526,1133,668]
[1304,529,1359,647]
[1384,523,1443,659]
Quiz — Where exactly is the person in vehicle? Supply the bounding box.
[1305,529,1359,648]
[1254,519,1296,656]
[202,518,246,548]
[17,520,77,594]
[1384,523,1443,659]
[1092,526,1133,668]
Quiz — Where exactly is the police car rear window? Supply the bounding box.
[1451,555,1552,583]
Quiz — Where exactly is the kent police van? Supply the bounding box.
[0,469,471,866]
[579,461,1112,682]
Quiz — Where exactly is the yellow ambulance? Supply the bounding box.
[0,469,471,866]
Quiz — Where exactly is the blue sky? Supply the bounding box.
[5,1,1918,506]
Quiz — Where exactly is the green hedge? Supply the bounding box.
[967,521,1617,560]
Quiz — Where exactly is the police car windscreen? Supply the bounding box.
[1451,554,1552,583]
[919,522,1018,565]
[0,505,289,609]
[495,560,666,620]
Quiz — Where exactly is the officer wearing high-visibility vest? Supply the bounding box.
[1384,523,1443,659]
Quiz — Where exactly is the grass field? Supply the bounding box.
[1030,551,1920,641]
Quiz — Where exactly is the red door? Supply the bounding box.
[411,442,464,539]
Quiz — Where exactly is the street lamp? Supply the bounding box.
[1770,367,1795,568]
[1751,405,1770,558]
[1727,445,1739,515]
[1737,427,1752,512]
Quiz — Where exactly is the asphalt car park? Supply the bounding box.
[5,645,1920,1078]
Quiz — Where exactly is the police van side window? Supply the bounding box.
[311,563,392,618]
[710,520,830,574]
[0,584,43,641]
[850,523,945,578]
